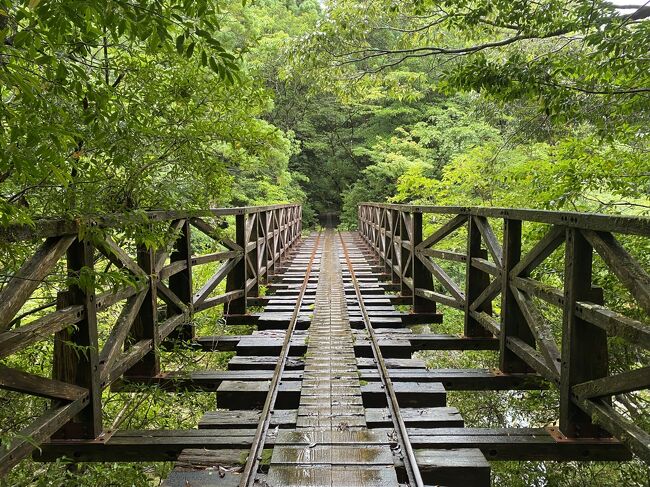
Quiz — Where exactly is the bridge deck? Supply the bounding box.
[162,232,490,486]
[30,229,633,487]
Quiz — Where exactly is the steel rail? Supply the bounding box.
[239,231,322,487]
[338,230,425,487]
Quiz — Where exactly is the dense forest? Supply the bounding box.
[1,0,649,485]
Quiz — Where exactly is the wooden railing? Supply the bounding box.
[358,203,650,463]
[0,204,301,474]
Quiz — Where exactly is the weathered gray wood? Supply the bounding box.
[506,336,559,383]
[578,398,650,464]
[193,257,241,306]
[53,238,102,439]
[1,398,87,475]
[99,290,147,374]
[469,310,500,336]
[510,276,564,307]
[511,286,561,376]
[468,274,502,314]
[473,216,503,266]
[225,214,247,314]
[189,217,242,253]
[582,230,650,314]
[561,228,608,438]
[572,367,650,400]
[418,255,465,304]
[198,407,464,430]
[0,304,84,358]
[167,220,193,341]
[414,288,464,309]
[35,426,632,463]
[419,248,467,262]
[509,225,564,278]
[216,380,446,410]
[156,281,188,314]
[193,290,245,313]
[575,302,650,349]
[0,235,75,331]
[0,365,88,401]
[191,250,239,266]
[500,218,535,373]
[96,235,147,280]
[413,448,490,487]
[124,245,159,378]
[415,214,468,250]
[471,257,499,276]
[361,203,650,237]
[103,339,153,386]
[412,212,436,314]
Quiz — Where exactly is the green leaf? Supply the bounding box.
[208,56,219,74]
[186,42,195,58]
[175,34,184,54]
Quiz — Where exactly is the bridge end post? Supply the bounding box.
[560,228,608,438]
[226,213,247,315]
[412,211,436,313]
[498,218,535,372]
[125,244,160,378]
[400,211,414,299]
[247,212,260,298]
[168,220,194,341]
[52,237,102,439]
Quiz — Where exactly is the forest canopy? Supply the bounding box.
[0,0,649,485]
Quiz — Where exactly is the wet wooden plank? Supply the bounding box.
[414,449,490,487]
[270,445,394,465]
[216,380,446,409]
[197,407,463,430]
[268,465,398,487]
[35,427,632,463]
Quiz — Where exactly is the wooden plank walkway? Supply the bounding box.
[266,229,399,486]
[159,231,491,486]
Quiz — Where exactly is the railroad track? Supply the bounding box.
[154,229,493,486]
[237,229,425,486]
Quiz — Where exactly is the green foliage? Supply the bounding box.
[2,0,649,485]
[300,0,650,139]
[0,0,304,227]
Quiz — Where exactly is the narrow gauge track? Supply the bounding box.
[239,231,323,487]
[338,230,425,487]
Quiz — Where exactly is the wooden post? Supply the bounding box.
[499,219,534,371]
[124,245,159,377]
[464,216,493,337]
[53,238,102,438]
[226,213,247,315]
[260,211,270,282]
[168,220,193,341]
[297,205,302,239]
[248,213,259,298]
[560,228,608,437]
[412,212,436,313]
[269,209,277,275]
[400,211,413,298]
[389,210,400,284]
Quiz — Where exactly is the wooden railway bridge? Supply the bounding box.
[0,203,648,486]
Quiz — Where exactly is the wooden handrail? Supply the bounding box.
[359,202,650,236]
[1,204,302,242]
